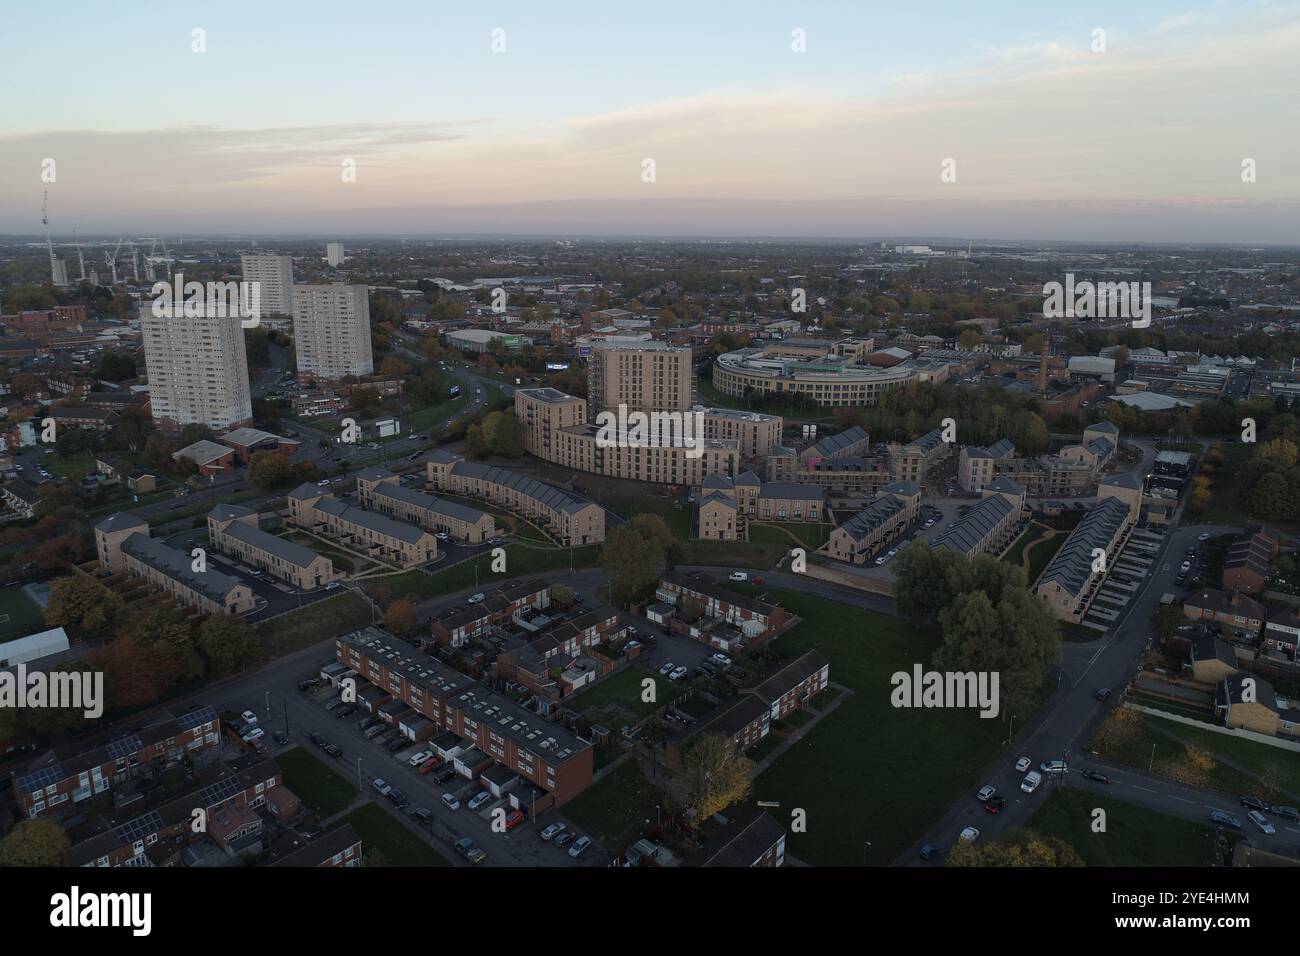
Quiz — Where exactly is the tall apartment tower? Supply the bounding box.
[292,284,373,381]
[239,254,295,319]
[141,308,253,431]
[587,341,693,415]
[326,242,345,267]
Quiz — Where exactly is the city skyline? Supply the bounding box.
[2,0,1297,242]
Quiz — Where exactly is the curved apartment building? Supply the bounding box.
[712,346,946,408]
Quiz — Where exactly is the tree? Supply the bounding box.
[131,606,205,681]
[349,386,383,416]
[197,616,262,679]
[43,576,123,639]
[549,585,575,610]
[97,349,137,382]
[90,634,181,710]
[0,819,71,867]
[600,514,677,605]
[384,598,417,636]
[677,733,753,821]
[946,828,1084,867]
[248,451,317,491]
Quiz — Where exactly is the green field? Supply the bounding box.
[561,758,668,851]
[405,394,470,433]
[567,665,664,721]
[741,586,1052,866]
[1092,710,1300,802]
[256,592,373,657]
[341,803,451,866]
[1030,787,1217,867]
[0,587,44,641]
[363,545,600,605]
[276,746,358,817]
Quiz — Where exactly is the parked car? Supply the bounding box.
[441,793,461,811]
[657,661,675,677]
[241,727,265,743]
[568,835,592,858]
[241,710,259,725]
[325,744,343,758]
[669,665,688,681]
[410,807,433,825]
[976,785,996,802]
[1040,760,1068,774]
[372,778,392,797]
[1081,769,1111,784]
[337,704,357,718]
[709,653,732,667]
[467,593,485,604]
[310,733,329,748]
[1021,771,1042,793]
[273,731,289,746]
[1014,756,1032,773]
[454,838,487,864]
[958,826,980,844]
[468,790,492,811]
[540,823,566,841]
[1269,805,1299,822]
[504,809,526,830]
[418,756,442,774]
[1094,688,1111,701]
[985,796,1005,814]
[297,679,320,691]
[919,844,939,860]
[554,831,575,848]
[384,738,407,753]
[729,571,748,582]
[363,724,386,740]
[1210,809,1242,829]
[1248,810,1276,835]
[1240,795,1270,812]
[433,766,458,785]
[387,788,410,809]
[325,581,342,591]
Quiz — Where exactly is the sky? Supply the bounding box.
[2,0,1298,242]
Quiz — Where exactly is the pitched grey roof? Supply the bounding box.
[450,460,596,515]
[288,482,325,501]
[95,511,148,534]
[735,471,762,486]
[1036,497,1130,597]
[372,482,489,524]
[1100,471,1143,490]
[356,466,395,482]
[121,533,246,603]
[930,494,1015,555]
[838,494,905,542]
[758,482,824,502]
[208,502,256,523]
[809,425,868,459]
[315,496,429,544]
[985,477,1025,497]
[881,479,920,498]
[219,519,326,569]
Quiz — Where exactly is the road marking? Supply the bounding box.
[1169,796,1195,804]
[1132,785,1157,793]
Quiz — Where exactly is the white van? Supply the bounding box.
[1021,771,1042,793]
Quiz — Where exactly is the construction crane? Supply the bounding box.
[41,191,69,288]
[128,241,140,282]
[74,231,86,281]
[105,238,123,285]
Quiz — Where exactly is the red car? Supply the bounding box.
[752,576,765,585]
[504,809,526,830]
[984,796,1006,814]
[418,756,442,774]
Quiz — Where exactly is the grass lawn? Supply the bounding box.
[276,746,358,817]
[402,394,469,433]
[750,521,830,549]
[568,666,663,721]
[1025,534,1068,584]
[363,545,600,605]
[746,734,784,762]
[683,535,790,569]
[740,586,1053,866]
[257,592,373,657]
[280,532,361,573]
[44,452,96,479]
[1090,710,1299,802]
[1030,787,1217,867]
[0,587,44,641]
[561,758,668,851]
[438,493,553,543]
[696,375,837,421]
[341,803,451,866]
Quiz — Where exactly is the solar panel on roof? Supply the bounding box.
[106,734,143,759]
[115,810,165,845]
[199,775,244,806]
[175,705,217,731]
[17,764,65,792]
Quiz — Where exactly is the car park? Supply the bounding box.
[669,665,688,680]
[540,823,566,841]
[1210,810,1242,829]
[1248,810,1276,834]
[468,790,492,811]
[658,661,675,677]
[568,835,592,858]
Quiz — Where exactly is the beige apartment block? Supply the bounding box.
[355,467,495,543]
[140,307,253,431]
[292,284,374,381]
[824,480,921,564]
[120,532,257,616]
[239,254,295,317]
[587,342,692,415]
[94,512,149,573]
[207,503,340,590]
[287,485,437,567]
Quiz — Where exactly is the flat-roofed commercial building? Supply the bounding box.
[587,341,692,414]
[292,284,373,381]
[446,328,525,354]
[824,480,922,564]
[287,485,437,567]
[120,533,257,615]
[337,627,594,807]
[207,503,339,590]
[426,452,605,545]
[355,467,495,543]
[930,478,1027,559]
[140,307,253,431]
